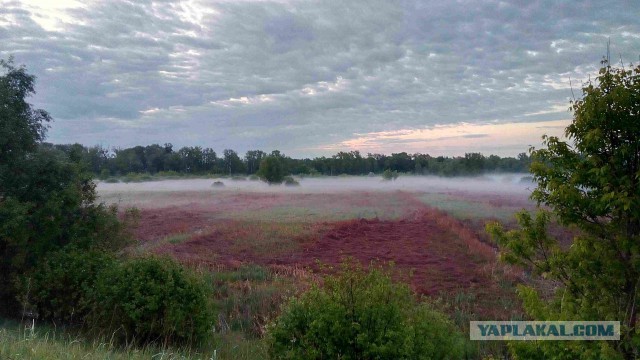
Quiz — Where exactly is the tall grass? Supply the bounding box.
[0,318,267,360]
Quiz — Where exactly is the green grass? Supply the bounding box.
[419,193,521,221]
[1,318,267,360]
[0,318,207,359]
[167,233,191,245]
[219,204,404,223]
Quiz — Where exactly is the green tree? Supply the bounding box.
[257,155,286,184]
[223,149,245,175]
[0,58,130,315]
[245,150,266,174]
[0,58,51,189]
[487,61,640,359]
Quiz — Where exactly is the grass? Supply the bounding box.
[0,267,303,359]
[0,318,222,360]
[167,233,192,245]
[219,204,405,223]
[419,193,525,221]
[226,221,318,255]
[207,265,301,338]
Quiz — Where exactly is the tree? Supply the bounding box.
[0,58,131,315]
[0,58,51,192]
[245,150,266,174]
[487,60,640,358]
[257,155,285,184]
[222,149,244,175]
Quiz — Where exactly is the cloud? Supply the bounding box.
[1,0,639,156]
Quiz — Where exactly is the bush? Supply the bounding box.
[122,172,153,183]
[98,169,111,180]
[382,169,399,180]
[283,176,299,187]
[90,256,215,347]
[23,249,115,324]
[268,261,467,359]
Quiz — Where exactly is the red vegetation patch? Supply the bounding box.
[132,206,213,243]
[132,191,522,319]
[299,218,482,293]
[156,207,503,293]
[293,210,498,295]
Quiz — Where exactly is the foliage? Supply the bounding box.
[268,261,467,359]
[90,256,215,347]
[487,61,640,359]
[382,169,399,180]
[283,176,300,186]
[257,156,286,184]
[0,59,133,315]
[0,57,50,172]
[51,140,532,178]
[22,249,116,324]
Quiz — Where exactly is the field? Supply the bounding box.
[94,174,535,357]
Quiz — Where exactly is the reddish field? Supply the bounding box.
[127,190,521,319]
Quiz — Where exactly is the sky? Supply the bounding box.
[1,0,639,157]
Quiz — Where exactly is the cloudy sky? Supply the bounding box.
[2,0,639,157]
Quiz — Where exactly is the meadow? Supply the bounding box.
[39,174,529,358]
[1,174,537,359]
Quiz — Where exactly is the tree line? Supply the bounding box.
[46,142,532,178]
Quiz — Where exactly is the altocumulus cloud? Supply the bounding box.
[1,0,639,156]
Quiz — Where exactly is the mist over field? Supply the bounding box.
[98,174,534,198]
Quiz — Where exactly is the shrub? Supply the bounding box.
[98,169,111,180]
[23,249,115,324]
[283,176,299,187]
[90,256,215,347]
[382,169,399,180]
[268,261,467,359]
[156,170,180,178]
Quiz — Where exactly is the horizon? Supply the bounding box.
[2,1,639,157]
[48,141,533,159]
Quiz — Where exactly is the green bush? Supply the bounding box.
[268,261,467,359]
[283,176,299,187]
[90,256,215,347]
[23,249,115,324]
[382,169,399,180]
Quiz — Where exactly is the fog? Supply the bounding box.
[97,174,534,197]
